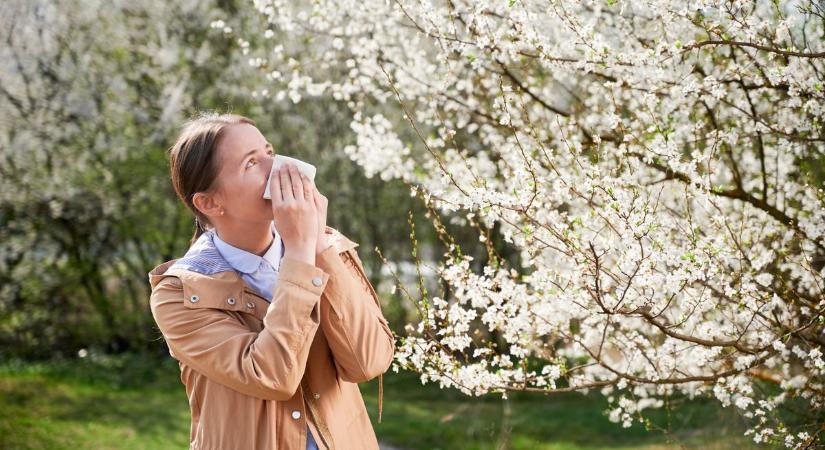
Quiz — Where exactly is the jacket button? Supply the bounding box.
[189,295,200,303]
[313,393,320,399]
[291,410,301,419]
[311,277,323,287]
[246,301,255,309]
[227,297,236,305]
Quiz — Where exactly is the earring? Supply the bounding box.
[220,209,225,216]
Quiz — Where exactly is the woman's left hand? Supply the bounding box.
[307,175,330,254]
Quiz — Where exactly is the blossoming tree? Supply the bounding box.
[221,0,824,446]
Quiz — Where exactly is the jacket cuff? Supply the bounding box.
[278,256,330,294]
[315,244,348,275]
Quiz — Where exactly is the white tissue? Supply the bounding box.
[263,155,317,199]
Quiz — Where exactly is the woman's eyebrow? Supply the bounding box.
[240,142,273,165]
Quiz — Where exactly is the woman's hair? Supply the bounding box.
[168,111,256,246]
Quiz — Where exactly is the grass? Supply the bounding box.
[360,369,771,450]
[0,352,777,450]
[0,352,190,450]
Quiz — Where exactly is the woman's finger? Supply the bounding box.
[271,167,283,203]
[279,165,293,201]
[288,164,304,201]
[301,174,312,199]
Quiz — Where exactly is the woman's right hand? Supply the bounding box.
[269,163,319,265]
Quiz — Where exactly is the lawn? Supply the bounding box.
[362,366,771,450]
[0,352,774,450]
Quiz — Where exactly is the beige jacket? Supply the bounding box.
[147,226,395,450]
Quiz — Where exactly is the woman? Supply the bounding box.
[147,112,395,450]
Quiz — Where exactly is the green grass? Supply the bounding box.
[0,353,190,450]
[360,369,772,450]
[0,352,776,450]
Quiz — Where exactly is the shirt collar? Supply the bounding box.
[212,221,282,274]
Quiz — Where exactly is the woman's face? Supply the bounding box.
[206,122,276,224]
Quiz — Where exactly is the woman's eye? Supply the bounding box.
[246,159,256,169]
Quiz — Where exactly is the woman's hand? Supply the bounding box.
[269,163,319,265]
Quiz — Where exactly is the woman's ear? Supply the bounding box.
[192,191,224,220]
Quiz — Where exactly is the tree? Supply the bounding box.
[223,0,824,446]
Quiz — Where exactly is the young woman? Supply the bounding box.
[147,112,395,450]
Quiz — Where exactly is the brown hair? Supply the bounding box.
[168,111,256,246]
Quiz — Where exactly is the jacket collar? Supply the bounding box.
[147,225,359,314]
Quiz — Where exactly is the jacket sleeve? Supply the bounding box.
[315,244,396,383]
[149,257,329,401]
